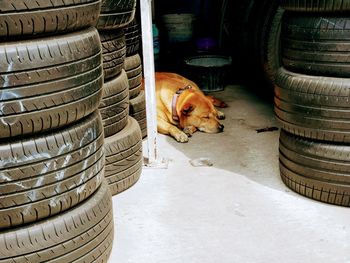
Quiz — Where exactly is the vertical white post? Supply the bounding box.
[140,0,163,167]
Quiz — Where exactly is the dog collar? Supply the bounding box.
[172,84,192,122]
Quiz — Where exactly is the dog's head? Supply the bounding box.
[177,89,224,133]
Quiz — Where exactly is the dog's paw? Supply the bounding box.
[183,126,196,137]
[174,132,189,143]
[217,111,225,120]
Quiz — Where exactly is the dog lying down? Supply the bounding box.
[155,72,226,143]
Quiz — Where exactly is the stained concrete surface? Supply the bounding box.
[109,85,350,263]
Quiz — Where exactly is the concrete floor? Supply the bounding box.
[109,85,350,263]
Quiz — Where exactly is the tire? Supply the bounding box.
[124,53,142,78]
[129,83,142,99]
[128,68,142,99]
[97,0,137,30]
[275,67,350,143]
[130,91,147,138]
[0,181,114,262]
[126,34,141,56]
[0,27,103,139]
[264,7,284,85]
[280,130,350,207]
[128,71,142,97]
[0,0,101,39]
[280,0,350,12]
[124,18,141,56]
[124,18,140,39]
[101,0,135,12]
[223,0,279,93]
[99,29,126,80]
[282,15,350,77]
[0,112,104,229]
[251,0,280,90]
[104,117,142,196]
[99,70,129,138]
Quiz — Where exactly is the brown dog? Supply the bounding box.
[155,72,225,143]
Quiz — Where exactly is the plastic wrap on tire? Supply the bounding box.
[0,0,101,39]
[0,112,104,229]
[275,67,350,142]
[0,181,114,262]
[282,15,350,77]
[0,27,103,139]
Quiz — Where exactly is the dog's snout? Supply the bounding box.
[219,123,224,132]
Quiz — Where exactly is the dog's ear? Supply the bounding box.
[206,95,228,108]
[181,103,195,116]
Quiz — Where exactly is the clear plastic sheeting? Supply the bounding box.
[0,111,105,229]
[0,27,103,139]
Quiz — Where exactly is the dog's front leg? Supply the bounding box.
[157,117,189,143]
[217,110,225,120]
[183,126,197,137]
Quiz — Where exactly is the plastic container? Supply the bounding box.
[162,13,195,43]
[184,55,232,92]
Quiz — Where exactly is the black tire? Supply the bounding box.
[282,15,350,77]
[280,130,350,207]
[0,0,101,39]
[280,0,350,12]
[101,0,135,12]
[0,27,103,139]
[223,0,279,93]
[264,7,284,85]
[99,30,126,80]
[129,83,142,99]
[275,67,350,143]
[124,18,140,39]
[251,0,280,90]
[99,70,129,138]
[97,0,137,30]
[0,112,104,229]
[126,34,141,56]
[128,70,142,87]
[124,18,141,56]
[128,69,142,99]
[0,181,114,262]
[104,117,142,195]
[130,91,147,138]
[124,53,142,78]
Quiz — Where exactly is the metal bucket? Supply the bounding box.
[184,55,232,92]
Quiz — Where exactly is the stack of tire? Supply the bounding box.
[97,0,143,196]
[123,17,148,138]
[0,1,114,262]
[275,0,350,207]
